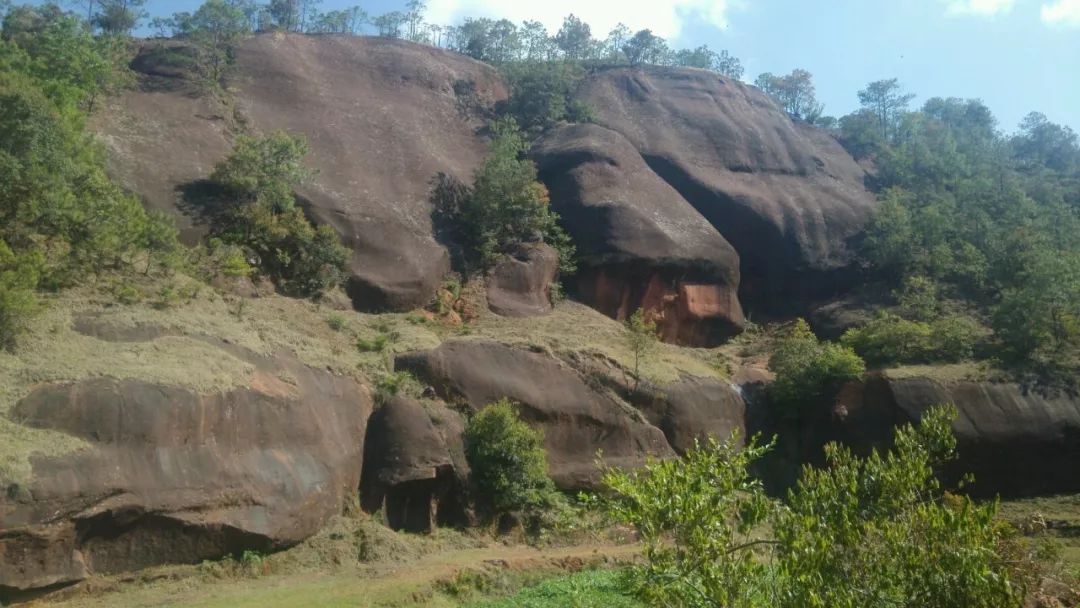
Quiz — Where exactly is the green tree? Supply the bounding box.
[857,78,916,143]
[174,0,252,85]
[464,399,558,517]
[755,69,822,120]
[774,406,1021,608]
[622,29,664,65]
[769,319,865,408]
[0,241,40,350]
[595,435,774,607]
[553,14,591,60]
[623,308,656,392]
[92,0,146,35]
[455,117,574,269]
[499,59,590,132]
[210,133,348,297]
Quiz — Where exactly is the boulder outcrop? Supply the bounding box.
[575,66,877,313]
[533,123,744,344]
[0,351,370,600]
[360,396,464,532]
[636,378,747,455]
[486,243,559,318]
[834,375,1080,497]
[93,33,506,311]
[395,341,674,490]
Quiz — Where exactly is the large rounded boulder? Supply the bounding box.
[575,66,876,313]
[533,123,744,344]
[0,351,370,599]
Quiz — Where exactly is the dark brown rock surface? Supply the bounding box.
[575,66,876,311]
[93,33,506,311]
[637,378,747,455]
[396,341,674,490]
[0,353,370,598]
[486,243,559,318]
[835,375,1080,496]
[533,123,744,343]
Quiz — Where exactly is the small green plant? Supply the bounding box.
[623,308,657,392]
[326,313,348,332]
[357,333,392,353]
[840,312,983,366]
[112,281,142,305]
[596,406,1028,608]
[374,370,421,405]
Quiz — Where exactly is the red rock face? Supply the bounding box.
[580,269,743,346]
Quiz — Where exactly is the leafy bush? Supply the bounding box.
[433,118,575,274]
[841,312,982,366]
[209,133,349,298]
[773,406,1022,608]
[769,319,865,408]
[464,399,559,518]
[597,406,1027,608]
[594,435,774,607]
[841,312,933,365]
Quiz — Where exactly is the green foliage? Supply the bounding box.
[464,399,558,518]
[755,69,823,121]
[209,133,348,298]
[163,0,251,86]
[433,118,576,274]
[598,407,1026,608]
[499,60,590,133]
[769,319,865,408]
[840,312,982,366]
[594,435,774,607]
[211,132,314,214]
[463,569,646,608]
[623,308,656,392]
[0,12,178,344]
[850,87,1080,382]
[773,406,1021,608]
[0,241,40,350]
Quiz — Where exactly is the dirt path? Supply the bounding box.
[36,542,640,608]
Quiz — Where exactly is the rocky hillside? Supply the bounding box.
[92,33,874,340]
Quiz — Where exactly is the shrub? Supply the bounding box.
[597,406,1026,608]
[840,312,933,365]
[773,405,1022,608]
[930,314,982,361]
[464,399,558,518]
[770,319,865,409]
[594,435,774,607]
[209,133,349,298]
[499,61,592,133]
[841,312,982,366]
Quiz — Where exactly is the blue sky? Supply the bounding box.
[142,0,1079,132]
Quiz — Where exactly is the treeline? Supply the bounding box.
[819,77,1080,384]
[145,1,745,79]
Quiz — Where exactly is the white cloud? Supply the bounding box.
[425,0,737,40]
[1041,0,1080,25]
[942,0,1016,16]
